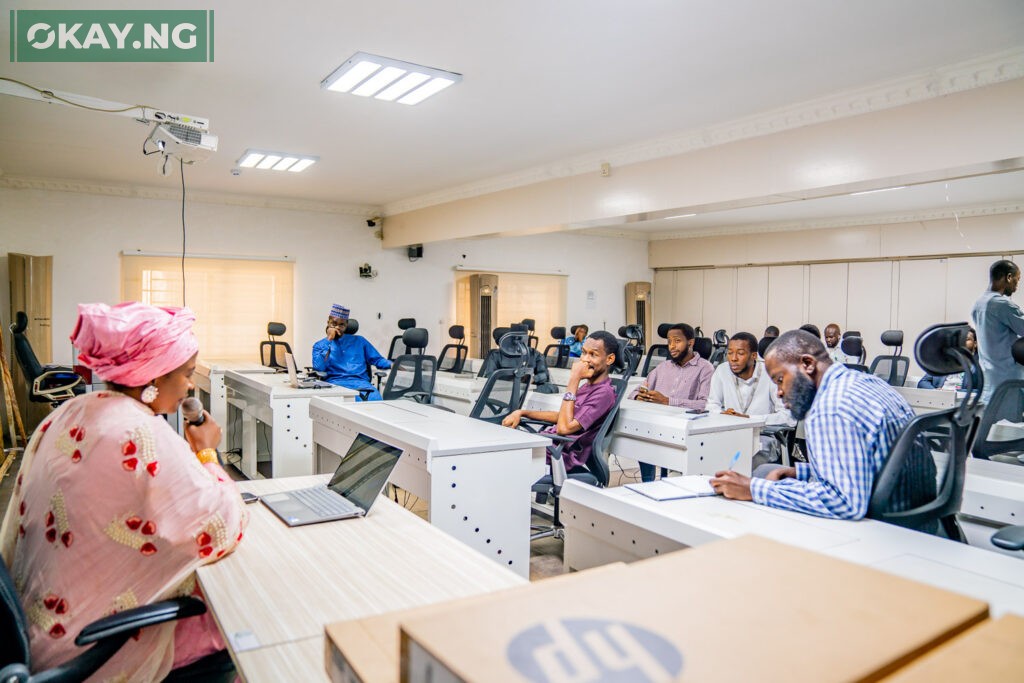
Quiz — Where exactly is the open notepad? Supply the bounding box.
[625,475,717,501]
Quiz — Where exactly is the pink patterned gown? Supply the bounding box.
[0,391,248,682]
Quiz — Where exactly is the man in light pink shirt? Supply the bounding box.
[630,323,714,481]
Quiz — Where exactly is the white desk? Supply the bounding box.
[430,371,487,414]
[224,371,358,478]
[309,399,550,577]
[894,386,956,414]
[559,480,1024,616]
[194,358,275,451]
[195,475,524,683]
[960,456,1024,556]
[524,392,765,476]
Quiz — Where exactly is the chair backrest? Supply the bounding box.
[10,311,44,382]
[869,356,910,387]
[972,380,1024,459]
[868,323,983,534]
[712,329,729,347]
[382,328,436,402]
[520,319,539,350]
[438,325,468,374]
[0,551,32,674]
[840,335,867,366]
[693,337,712,360]
[641,346,670,377]
[470,331,533,422]
[387,318,417,360]
[869,330,908,386]
[260,321,292,369]
[757,336,774,359]
[579,377,630,488]
[542,326,570,370]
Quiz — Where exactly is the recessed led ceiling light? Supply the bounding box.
[850,186,907,196]
[321,51,462,105]
[663,213,697,219]
[256,155,282,170]
[235,149,319,173]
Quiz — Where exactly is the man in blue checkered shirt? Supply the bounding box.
[711,330,936,526]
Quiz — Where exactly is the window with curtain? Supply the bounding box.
[455,271,567,357]
[121,255,294,360]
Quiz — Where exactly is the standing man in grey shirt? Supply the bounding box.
[972,260,1024,417]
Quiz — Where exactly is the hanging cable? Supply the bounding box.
[180,159,187,306]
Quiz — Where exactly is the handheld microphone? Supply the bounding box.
[181,397,205,426]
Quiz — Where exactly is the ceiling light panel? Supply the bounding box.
[321,51,462,105]
[235,149,319,173]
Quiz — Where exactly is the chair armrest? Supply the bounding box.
[991,525,1024,552]
[75,597,206,646]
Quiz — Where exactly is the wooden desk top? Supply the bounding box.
[196,475,525,653]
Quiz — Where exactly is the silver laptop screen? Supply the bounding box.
[327,433,403,511]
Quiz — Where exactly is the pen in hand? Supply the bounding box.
[727,450,741,471]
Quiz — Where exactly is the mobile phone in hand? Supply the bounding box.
[240,492,259,504]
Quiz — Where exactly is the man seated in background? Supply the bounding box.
[502,331,618,475]
[312,304,391,400]
[629,323,713,481]
[710,330,936,531]
[562,324,589,358]
[799,323,821,340]
[823,323,852,364]
[763,325,780,339]
[707,331,795,468]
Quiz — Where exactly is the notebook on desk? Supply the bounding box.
[284,352,335,389]
[625,475,717,502]
[261,433,403,526]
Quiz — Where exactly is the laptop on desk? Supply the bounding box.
[261,433,403,527]
[284,352,335,389]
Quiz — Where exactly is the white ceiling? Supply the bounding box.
[1,0,1023,229]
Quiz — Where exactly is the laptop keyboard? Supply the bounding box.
[291,486,359,517]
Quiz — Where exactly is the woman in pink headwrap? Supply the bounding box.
[0,302,248,682]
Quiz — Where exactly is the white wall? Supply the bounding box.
[654,254,1024,376]
[0,187,650,364]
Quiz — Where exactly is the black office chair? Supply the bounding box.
[381,328,436,404]
[259,322,292,370]
[693,336,713,361]
[642,323,672,377]
[386,318,417,360]
[437,325,468,374]
[523,343,630,541]
[866,322,983,538]
[0,553,208,683]
[9,312,84,407]
[541,326,569,370]
[971,337,1024,463]
[870,330,910,387]
[469,331,532,424]
[757,335,774,359]
[841,336,870,372]
[709,329,729,366]
[616,324,644,377]
[520,318,539,351]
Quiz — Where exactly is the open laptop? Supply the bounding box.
[261,432,403,526]
[284,352,334,389]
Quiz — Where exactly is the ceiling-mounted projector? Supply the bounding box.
[147,122,218,164]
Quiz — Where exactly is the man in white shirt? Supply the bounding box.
[708,332,796,468]
[824,323,852,365]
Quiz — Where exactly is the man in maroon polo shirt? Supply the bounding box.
[502,330,618,471]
